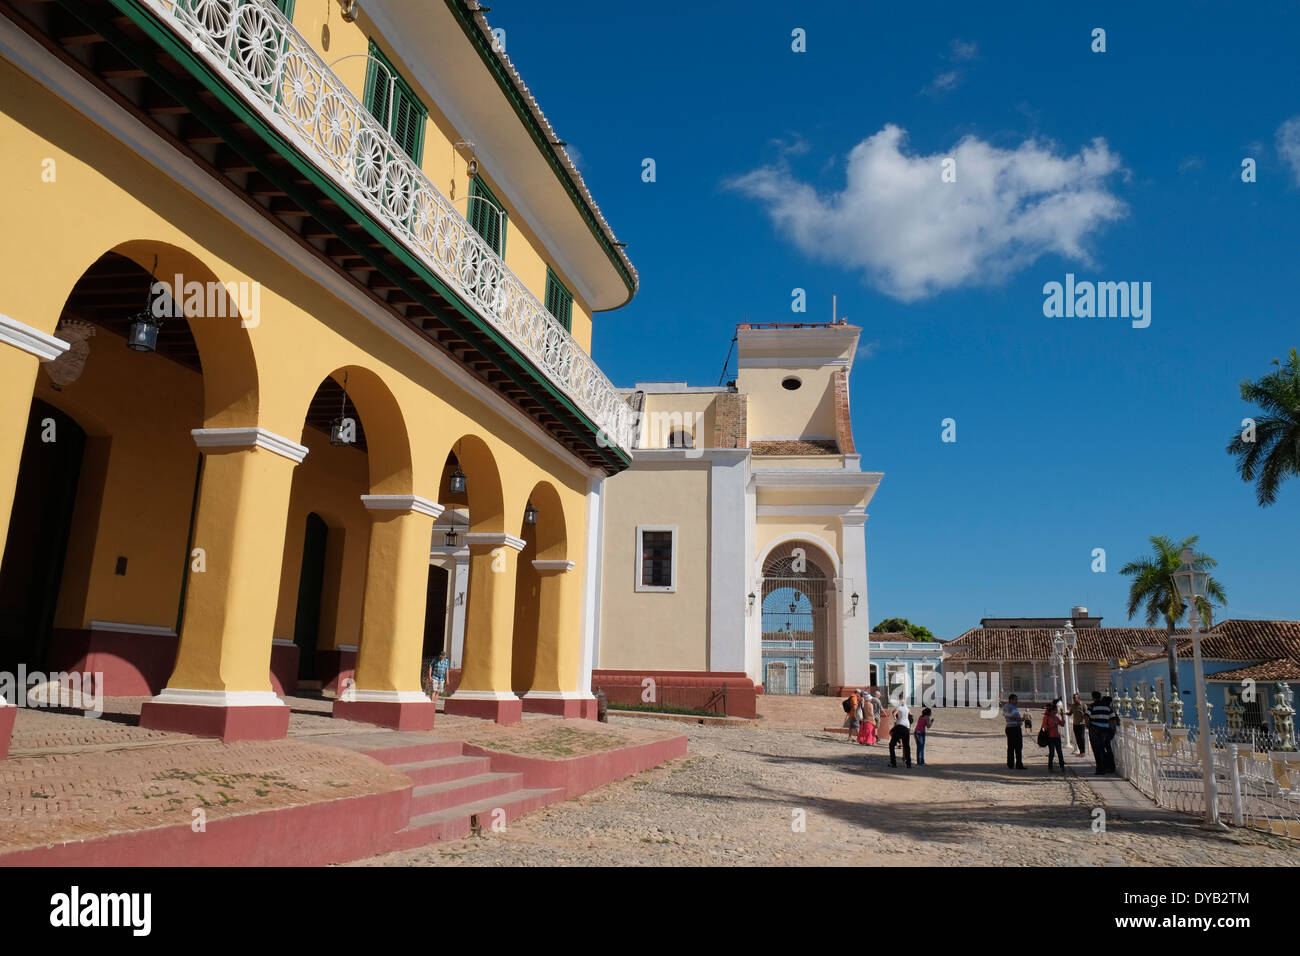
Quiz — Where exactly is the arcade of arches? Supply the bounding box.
[0,236,600,740]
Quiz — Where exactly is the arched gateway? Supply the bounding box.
[760,540,841,695]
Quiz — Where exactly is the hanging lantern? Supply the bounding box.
[127,310,162,352]
[444,526,458,548]
[449,441,467,495]
[523,499,538,526]
[330,372,355,446]
[127,254,162,353]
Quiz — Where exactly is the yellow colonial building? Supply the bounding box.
[0,0,636,737]
[594,322,882,714]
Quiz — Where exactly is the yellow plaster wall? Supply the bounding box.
[638,393,717,449]
[739,366,838,441]
[271,427,372,649]
[37,341,203,631]
[598,464,709,670]
[0,64,593,694]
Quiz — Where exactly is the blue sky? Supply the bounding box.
[489,1,1300,639]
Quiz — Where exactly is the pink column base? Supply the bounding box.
[0,706,15,758]
[444,696,523,724]
[138,701,290,742]
[332,698,435,731]
[521,696,591,719]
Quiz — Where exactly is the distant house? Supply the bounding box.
[869,637,944,700]
[941,607,1165,705]
[1112,620,1300,734]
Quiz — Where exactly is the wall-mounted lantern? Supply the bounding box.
[850,592,860,616]
[747,592,756,614]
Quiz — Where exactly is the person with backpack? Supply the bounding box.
[844,689,861,741]
[1041,699,1066,772]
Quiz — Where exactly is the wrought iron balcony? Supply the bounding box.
[136,0,636,453]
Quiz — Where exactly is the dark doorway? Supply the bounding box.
[422,564,449,660]
[292,512,328,680]
[0,400,85,676]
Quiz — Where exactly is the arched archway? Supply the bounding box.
[760,539,840,695]
[282,366,435,731]
[510,481,570,703]
[0,242,263,702]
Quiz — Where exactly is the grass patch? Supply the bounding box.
[609,702,725,719]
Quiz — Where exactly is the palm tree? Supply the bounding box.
[1119,535,1227,700]
[1226,348,1300,506]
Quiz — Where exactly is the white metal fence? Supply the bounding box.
[1113,722,1300,838]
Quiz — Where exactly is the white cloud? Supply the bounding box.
[727,125,1128,302]
[950,39,979,62]
[923,70,963,96]
[1276,117,1300,185]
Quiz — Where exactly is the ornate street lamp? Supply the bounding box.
[1063,620,1079,703]
[747,592,756,615]
[850,592,859,616]
[127,254,162,352]
[1052,631,1066,702]
[1172,545,1226,829]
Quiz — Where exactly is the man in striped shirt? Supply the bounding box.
[1087,691,1115,775]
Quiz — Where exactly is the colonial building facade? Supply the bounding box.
[593,322,881,712]
[0,0,636,738]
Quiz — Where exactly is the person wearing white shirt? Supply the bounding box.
[889,694,912,768]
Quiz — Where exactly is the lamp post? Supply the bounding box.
[1063,621,1078,703]
[1172,546,1226,830]
[1052,632,1066,704]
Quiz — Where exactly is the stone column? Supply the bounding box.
[140,428,306,741]
[333,495,441,730]
[444,532,525,723]
[838,512,870,690]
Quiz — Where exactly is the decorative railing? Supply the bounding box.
[140,0,636,453]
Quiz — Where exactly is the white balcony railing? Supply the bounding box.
[139,0,636,454]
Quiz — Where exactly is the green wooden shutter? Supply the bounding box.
[273,0,295,18]
[362,40,427,165]
[544,267,573,331]
[469,175,506,256]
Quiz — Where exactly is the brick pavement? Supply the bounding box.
[0,693,681,857]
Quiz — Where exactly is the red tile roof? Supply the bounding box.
[943,627,1167,662]
[750,439,839,456]
[1207,659,1300,682]
[1124,620,1300,663]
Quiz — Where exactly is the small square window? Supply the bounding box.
[636,527,675,591]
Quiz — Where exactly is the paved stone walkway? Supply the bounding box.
[356,697,1300,867]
